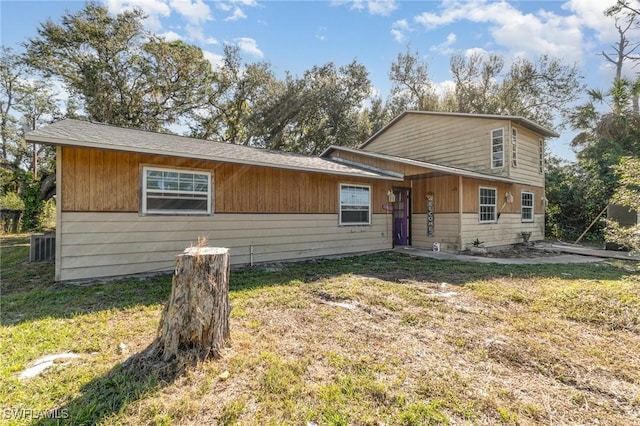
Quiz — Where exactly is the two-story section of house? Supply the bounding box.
[322,111,558,251]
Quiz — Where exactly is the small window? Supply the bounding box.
[491,129,504,168]
[479,187,497,223]
[339,184,371,225]
[538,139,544,173]
[511,128,518,167]
[142,166,211,215]
[521,191,534,222]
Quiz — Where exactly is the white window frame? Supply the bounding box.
[521,191,534,223]
[142,166,212,215]
[539,139,544,174]
[339,183,371,226]
[479,187,497,223]
[511,128,518,167]
[491,128,504,169]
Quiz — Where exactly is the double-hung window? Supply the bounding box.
[491,129,504,168]
[511,128,518,167]
[479,187,497,223]
[142,166,212,215]
[521,191,534,222]
[339,184,371,225]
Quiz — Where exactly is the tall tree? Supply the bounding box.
[252,61,372,154]
[189,45,276,145]
[449,51,583,127]
[0,47,25,163]
[388,46,439,116]
[24,2,213,131]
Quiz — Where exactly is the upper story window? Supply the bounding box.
[142,166,212,215]
[491,129,504,168]
[339,184,371,225]
[479,187,497,223]
[521,191,534,222]
[511,128,518,167]
[538,139,544,174]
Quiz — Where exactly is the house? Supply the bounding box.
[322,111,559,252]
[26,111,557,281]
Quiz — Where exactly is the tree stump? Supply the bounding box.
[155,247,230,363]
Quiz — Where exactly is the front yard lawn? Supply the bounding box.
[1,234,639,425]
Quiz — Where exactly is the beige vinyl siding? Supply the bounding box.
[56,212,392,281]
[363,114,510,176]
[460,213,544,249]
[508,125,545,186]
[411,213,460,251]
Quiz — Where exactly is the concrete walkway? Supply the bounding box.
[393,245,628,265]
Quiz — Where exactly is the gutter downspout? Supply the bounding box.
[458,175,464,251]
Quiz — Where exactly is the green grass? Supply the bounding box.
[1,234,639,425]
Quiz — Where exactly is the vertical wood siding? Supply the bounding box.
[57,212,393,281]
[60,146,395,214]
[410,175,459,214]
[461,179,544,215]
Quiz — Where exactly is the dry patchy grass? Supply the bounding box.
[1,235,639,425]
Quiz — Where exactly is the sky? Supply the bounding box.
[0,0,636,161]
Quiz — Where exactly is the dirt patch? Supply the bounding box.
[465,243,562,258]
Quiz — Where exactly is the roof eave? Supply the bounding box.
[27,134,398,181]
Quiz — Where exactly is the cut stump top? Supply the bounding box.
[182,247,229,256]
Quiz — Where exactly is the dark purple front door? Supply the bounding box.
[393,189,410,246]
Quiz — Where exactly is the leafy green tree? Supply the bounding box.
[605,157,640,252]
[449,51,583,127]
[251,60,372,154]
[24,2,213,131]
[387,46,439,116]
[189,45,276,145]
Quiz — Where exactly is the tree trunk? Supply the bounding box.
[154,247,230,363]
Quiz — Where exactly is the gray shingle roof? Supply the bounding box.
[26,119,400,180]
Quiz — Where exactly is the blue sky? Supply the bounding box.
[1,0,635,161]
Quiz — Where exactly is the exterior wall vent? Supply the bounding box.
[30,233,55,262]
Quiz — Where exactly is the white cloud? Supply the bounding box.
[430,32,457,55]
[105,0,171,31]
[464,47,490,58]
[224,7,247,21]
[317,26,328,42]
[105,0,171,17]
[562,0,617,41]
[205,37,219,45]
[367,0,397,16]
[203,50,225,69]
[169,0,212,24]
[234,0,258,6]
[391,19,410,43]
[331,0,397,16]
[215,1,232,12]
[413,0,588,63]
[433,79,455,97]
[235,37,264,58]
[158,30,183,41]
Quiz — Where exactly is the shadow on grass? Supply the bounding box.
[32,343,196,426]
[3,250,638,325]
